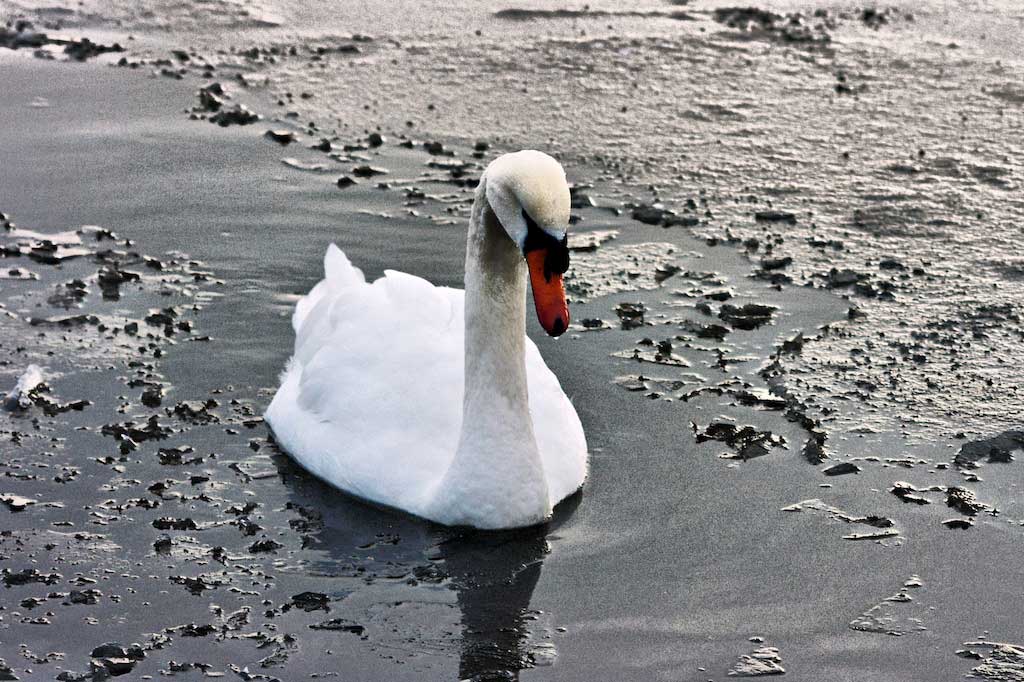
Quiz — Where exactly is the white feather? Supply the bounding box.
[265,151,588,528]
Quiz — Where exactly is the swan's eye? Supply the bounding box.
[521,210,569,280]
[546,235,569,276]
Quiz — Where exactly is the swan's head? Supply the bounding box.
[484,150,572,337]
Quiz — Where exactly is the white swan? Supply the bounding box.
[265,150,588,529]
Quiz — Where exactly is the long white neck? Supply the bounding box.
[429,178,550,529]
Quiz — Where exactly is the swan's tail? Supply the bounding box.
[292,244,365,332]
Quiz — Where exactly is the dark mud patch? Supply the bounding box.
[209,103,261,127]
[890,480,940,505]
[887,480,999,530]
[631,202,700,227]
[849,576,926,636]
[711,5,912,49]
[612,344,692,368]
[0,492,37,512]
[494,7,694,21]
[946,486,997,518]
[614,301,646,330]
[961,641,1024,681]
[719,303,776,330]
[822,462,860,476]
[712,7,833,47]
[758,358,831,466]
[0,20,124,61]
[783,498,898,542]
[955,429,1024,469]
[692,420,785,461]
[728,644,785,677]
[190,82,261,127]
[984,84,1024,106]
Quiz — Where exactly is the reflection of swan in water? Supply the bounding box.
[439,494,580,681]
[271,444,578,680]
[443,529,547,680]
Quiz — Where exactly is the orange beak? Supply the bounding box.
[526,249,570,337]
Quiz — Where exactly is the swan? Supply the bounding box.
[265,150,588,529]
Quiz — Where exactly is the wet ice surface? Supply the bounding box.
[0,2,1023,679]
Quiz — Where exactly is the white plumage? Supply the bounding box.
[266,151,588,529]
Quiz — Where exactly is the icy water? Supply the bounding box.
[1,1,1024,680]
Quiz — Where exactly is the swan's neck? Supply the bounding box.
[434,181,549,528]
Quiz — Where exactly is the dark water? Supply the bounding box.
[1,5,1023,680]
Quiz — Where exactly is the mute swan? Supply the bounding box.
[265,150,588,529]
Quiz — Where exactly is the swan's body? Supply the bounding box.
[265,151,588,529]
